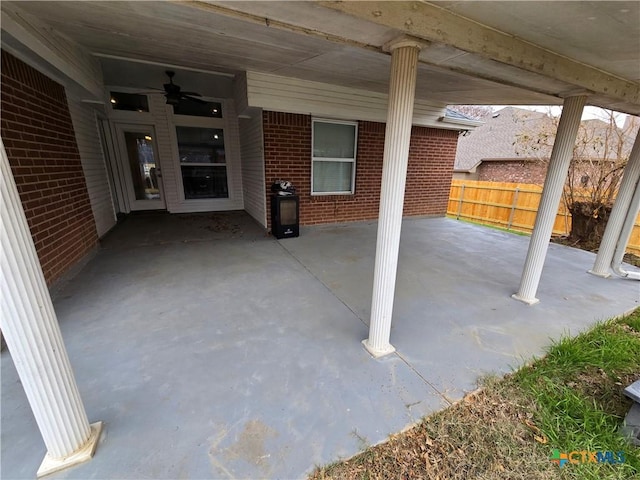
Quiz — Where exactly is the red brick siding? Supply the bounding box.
[405,126,459,216]
[1,51,98,285]
[477,161,547,185]
[263,111,458,227]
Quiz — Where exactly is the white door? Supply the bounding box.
[115,124,166,211]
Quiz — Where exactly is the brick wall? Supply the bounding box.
[263,111,459,227]
[1,51,98,285]
[477,161,547,185]
[405,126,459,216]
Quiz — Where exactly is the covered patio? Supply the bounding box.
[1,1,640,477]
[2,214,638,479]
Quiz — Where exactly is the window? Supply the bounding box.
[312,119,357,194]
[172,100,222,118]
[176,126,228,199]
[109,91,149,112]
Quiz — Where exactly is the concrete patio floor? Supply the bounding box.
[2,213,639,479]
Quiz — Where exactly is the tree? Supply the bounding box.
[514,108,639,247]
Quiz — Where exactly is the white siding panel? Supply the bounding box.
[224,100,245,211]
[68,100,116,237]
[246,71,449,127]
[149,95,181,212]
[233,72,249,116]
[239,112,266,227]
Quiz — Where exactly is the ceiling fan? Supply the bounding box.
[148,71,206,106]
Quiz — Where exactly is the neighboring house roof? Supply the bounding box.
[454,106,638,172]
[454,106,548,171]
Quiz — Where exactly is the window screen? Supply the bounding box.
[312,119,357,195]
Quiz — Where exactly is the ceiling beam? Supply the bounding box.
[181,1,379,53]
[320,1,640,106]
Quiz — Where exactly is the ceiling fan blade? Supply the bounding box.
[182,94,207,105]
[181,91,202,97]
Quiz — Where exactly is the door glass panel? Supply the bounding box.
[124,132,159,200]
[176,126,228,198]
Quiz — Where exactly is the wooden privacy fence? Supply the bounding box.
[447,179,640,256]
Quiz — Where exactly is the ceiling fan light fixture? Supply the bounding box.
[165,94,180,106]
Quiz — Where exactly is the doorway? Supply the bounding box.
[115,124,166,211]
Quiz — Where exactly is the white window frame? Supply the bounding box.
[169,105,230,203]
[311,118,358,195]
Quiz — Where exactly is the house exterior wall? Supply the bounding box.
[1,51,98,285]
[263,111,459,227]
[110,94,245,214]
[246,71,450,128]
[239,112,267,227]
[68,99,116,237]
[477,160,547,185]
[405,126,460,216]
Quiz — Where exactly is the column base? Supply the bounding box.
[511,293,540,306]
[587,269,611,279]
[37,421,103,478]
[362,339,396,358]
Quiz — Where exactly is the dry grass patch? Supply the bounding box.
[311,378,555,480]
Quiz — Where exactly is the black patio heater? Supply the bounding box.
[270,180,299,239]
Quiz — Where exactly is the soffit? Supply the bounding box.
[4,1,639,114]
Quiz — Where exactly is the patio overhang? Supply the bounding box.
[2,1,639,114]
[1,1,640,476]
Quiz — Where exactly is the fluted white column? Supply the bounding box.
[513,96,586,305]
[0,139,102,477]
[610,177,640,279]
[590,130,640,277]
[364,40,421,357]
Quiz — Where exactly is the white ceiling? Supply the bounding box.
[3,1,639,114]
[434,1,640,83]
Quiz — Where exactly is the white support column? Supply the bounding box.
[590,131,640,277]
[611,177,640,279]
[0,139,102,478]
[513,95,587,305]
[363,39,422,357]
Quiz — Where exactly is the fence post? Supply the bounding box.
[456,184,465,220]
[507,187,519,231]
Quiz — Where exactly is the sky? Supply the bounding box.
[493,105,628,128]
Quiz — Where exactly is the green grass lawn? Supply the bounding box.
[512,312,640,479]
[310,310,640,479]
